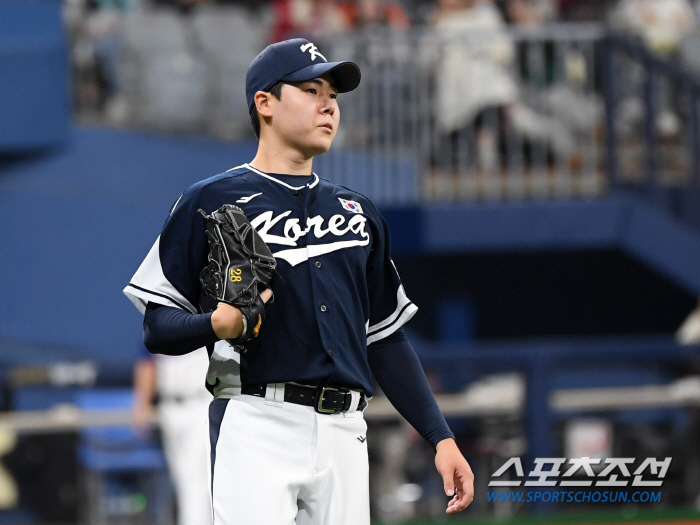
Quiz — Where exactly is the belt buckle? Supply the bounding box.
[315,386,340,414]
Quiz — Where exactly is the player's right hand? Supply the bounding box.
[211,289,273,339]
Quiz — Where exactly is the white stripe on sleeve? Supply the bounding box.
[367,284,411,334]
[123,236,197,314]
[366,285,418,345]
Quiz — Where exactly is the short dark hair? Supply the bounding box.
[250,81,284,140]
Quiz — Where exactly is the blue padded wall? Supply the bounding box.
[0,0,70,151]
[0,127,258,366]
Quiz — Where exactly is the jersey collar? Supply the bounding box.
[245,163,319,190]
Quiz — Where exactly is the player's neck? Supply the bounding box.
[250,139,314,176]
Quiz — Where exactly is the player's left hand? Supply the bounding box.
[434,438,474,513]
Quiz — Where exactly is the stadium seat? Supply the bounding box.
[74,388,173,525]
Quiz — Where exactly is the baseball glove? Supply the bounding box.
[198,204,279,350]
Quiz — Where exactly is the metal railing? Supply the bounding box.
[604,33,700,231]
[316,24,607,205]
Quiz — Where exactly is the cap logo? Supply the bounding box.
[300,42,327,62]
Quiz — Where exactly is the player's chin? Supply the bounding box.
[304,137,334,156]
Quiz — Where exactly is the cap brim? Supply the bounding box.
[280,61,361,93]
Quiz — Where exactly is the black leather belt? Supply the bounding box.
[241,383,367,414]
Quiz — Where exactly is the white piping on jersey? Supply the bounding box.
[226,163,248,172]
[170,194,183,215]
[236,192,263,204]
[367,284,412,335]
[245,163,320,190]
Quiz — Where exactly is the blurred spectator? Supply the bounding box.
[609,0,697,54]
[505,0,558,26]
[506,0,555,85]
[342,0,411,29]
[67,0,140,118]
[431,0,518,173]
[270,0,352,42]
[609,0,696,139]
[507,0,538,25]
[426,0,602,186]
[88,7,127,111]
[431,0,517,128]
[133,347,212,525]
[505,0,600,169]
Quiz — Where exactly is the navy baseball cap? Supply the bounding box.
[246,38,361,113]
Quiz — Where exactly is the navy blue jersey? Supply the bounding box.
[124,163,417,396]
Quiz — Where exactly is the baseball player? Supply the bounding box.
[124,38,474,524]
[133,346,212,525]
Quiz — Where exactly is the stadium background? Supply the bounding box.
[4,0,700,523]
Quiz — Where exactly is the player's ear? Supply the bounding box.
[255,91,274,119]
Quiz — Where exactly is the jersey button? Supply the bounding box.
[291,189,299,196]
[315,261,322,268]
[320,304,327,312]
[327,348,333,356]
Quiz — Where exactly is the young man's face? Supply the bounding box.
[266,73,340,158]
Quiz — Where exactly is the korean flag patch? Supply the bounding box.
[339,198,363,214]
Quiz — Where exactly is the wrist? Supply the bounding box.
[211,304,243,339]
[436,438,457,453]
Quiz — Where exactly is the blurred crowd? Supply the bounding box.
[65,0,700,45]
[64,0,700,129]
[61,0,700,206]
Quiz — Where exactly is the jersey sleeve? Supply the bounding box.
[365,209,418,345]
[124,186,209,315]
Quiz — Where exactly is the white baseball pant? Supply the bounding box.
[209,388,370,525]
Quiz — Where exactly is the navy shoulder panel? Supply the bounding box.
[315,176,381,218]
[188,165,251,194]
[170,165,255,212]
